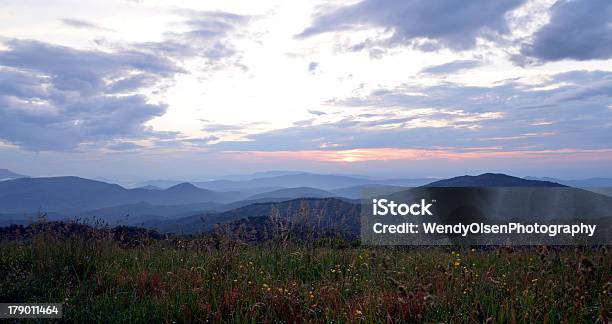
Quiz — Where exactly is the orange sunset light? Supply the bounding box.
[229,148,612,163]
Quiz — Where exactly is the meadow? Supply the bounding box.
[0,225,610,323]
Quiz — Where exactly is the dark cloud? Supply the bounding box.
[420,59,482,75]
[0,39,179,93]
[518,0,612,63]
[0,39,178,151]
[297,0,525,51]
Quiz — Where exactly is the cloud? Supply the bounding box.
[420,59,482,75]
[518,0,612,63]
[200,121,266,139]
[0,39,180,93]
[212,70,612,153]
[297,0,526,51]
[0,9,252,152]
[181,136,219,146]
[202,123,245,133]
[308,109,326,116]
[0,39,179,151]
[60,18,113,32]
[106,142,143,151]
[138,10,251,69]
[214,110,503,152]
[308,62,319,73]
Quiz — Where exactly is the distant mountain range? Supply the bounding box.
[1,172,610,235]
[134,172,438,191]
[194,173,377,191]
[0,177,245,214]
[0,169,27,181]
[219,170,309,181]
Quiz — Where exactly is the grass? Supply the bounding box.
[0,232,610,323]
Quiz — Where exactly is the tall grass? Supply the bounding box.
[0,233,610,323]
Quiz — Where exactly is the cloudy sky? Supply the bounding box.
[0,0,611,180]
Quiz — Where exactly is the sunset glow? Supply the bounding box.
[229,148,612,164]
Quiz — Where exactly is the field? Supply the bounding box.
[0,224,610,323]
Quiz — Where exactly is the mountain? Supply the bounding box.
[131,172,438,193]
[193,173,372,191]
[75,201,225,224]
[2,172,610,242]
[0,177,245,214]
[425,173,565,187]
[194,172,437,191]
[138,185,162,190]
[331,184,410,199]
[327,174,566,198]
[131,180,185,189]
[151,197,361,234]
[524,176,612,188]
[246,187,337,200]
[0,169,27,180]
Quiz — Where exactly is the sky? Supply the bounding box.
[0,0,611,180]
